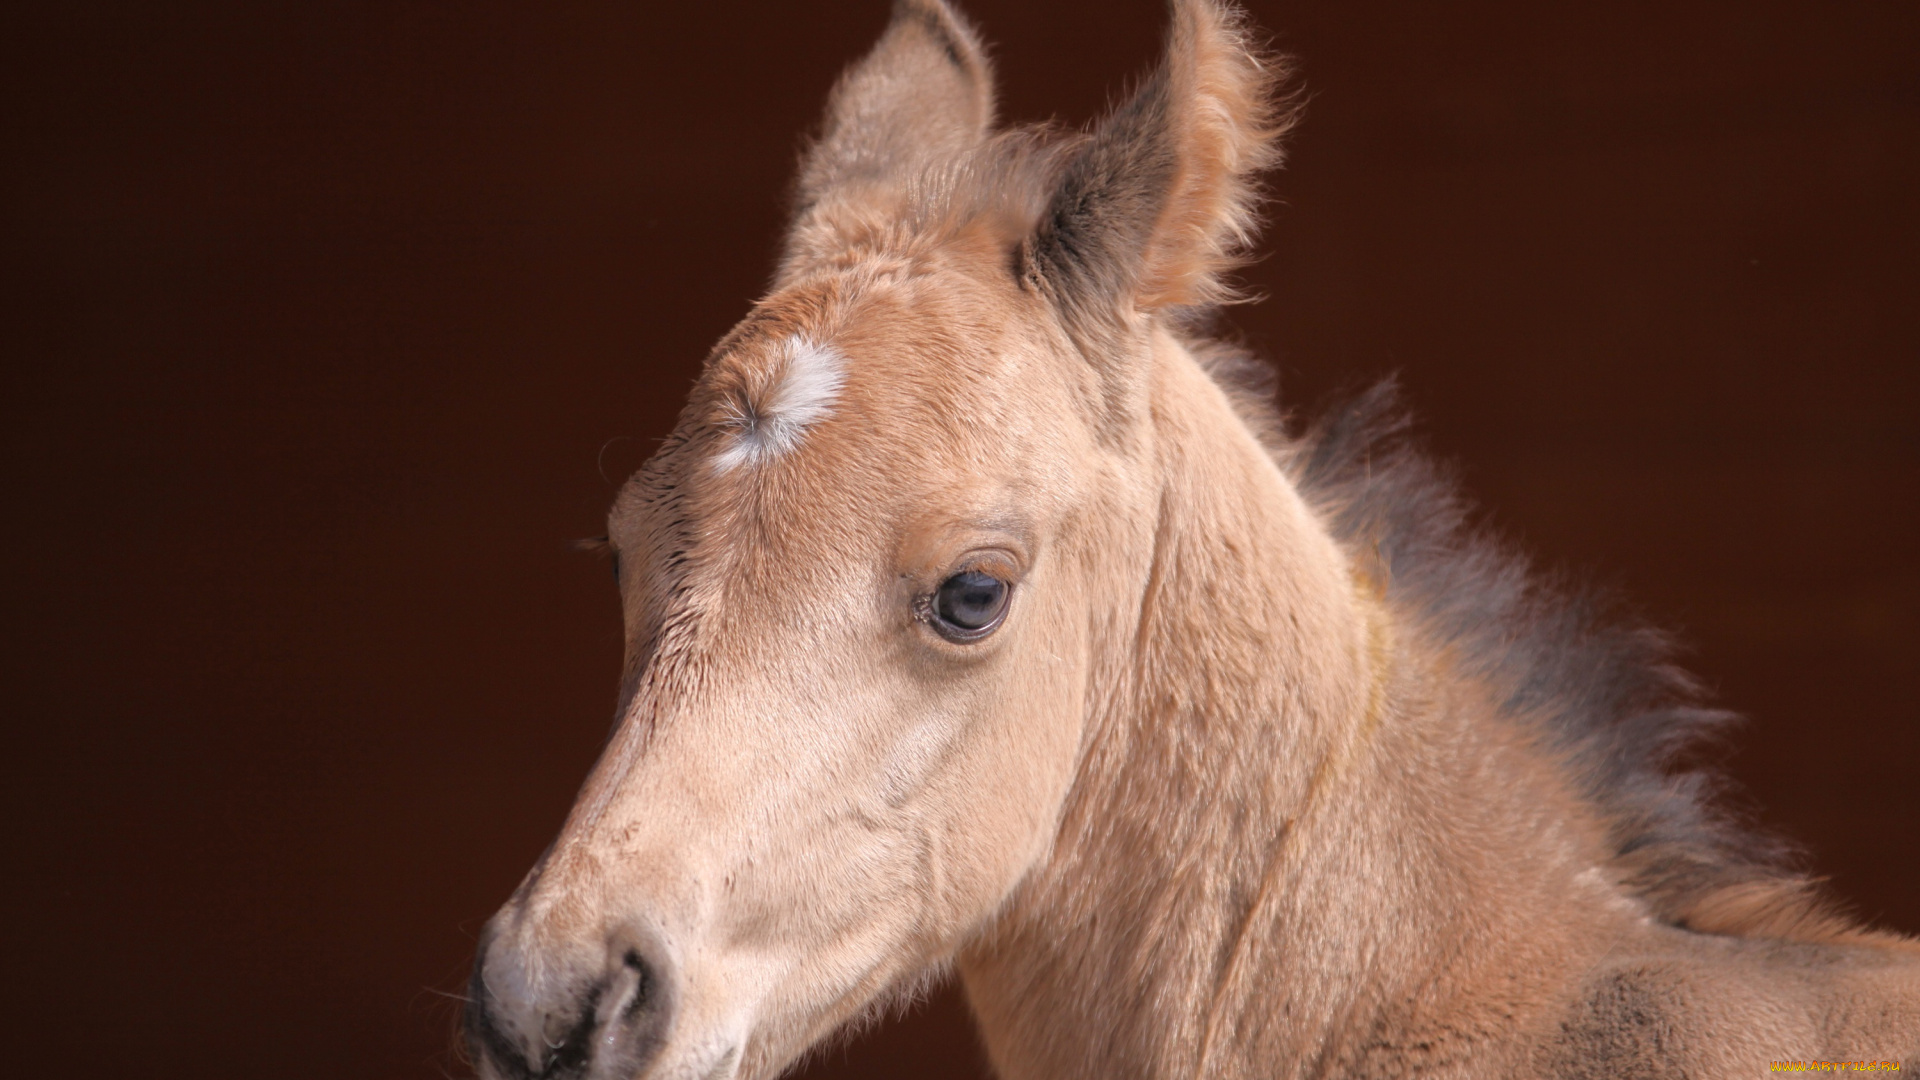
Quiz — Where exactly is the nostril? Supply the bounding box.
[539,1002,600,1077]
[621,949,653,1020]
[592,948,653,1029]
[464,942,603,1080]
[465,927,675,1079]
[593,945,668,1038]
[591,931,675,1073]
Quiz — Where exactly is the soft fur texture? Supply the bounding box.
[712,337,849,472]
[466,4,1920,1079]
[1283,379,1879,944]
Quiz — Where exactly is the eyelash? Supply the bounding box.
[575,535,619,584]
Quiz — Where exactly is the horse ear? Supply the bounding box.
[1024,0,1291,329]
[780,0,994,277]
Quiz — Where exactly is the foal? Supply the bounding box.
[467,2,1920,1077]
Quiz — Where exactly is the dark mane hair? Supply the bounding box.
[1197,346,1872,943]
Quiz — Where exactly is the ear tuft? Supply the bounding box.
[781,0,995,277]
[1026,0,1296,321]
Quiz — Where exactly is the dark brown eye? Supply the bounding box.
[930,569,1010,640]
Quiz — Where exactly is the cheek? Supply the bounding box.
[872,704,972,808]
[914,610,1091,927]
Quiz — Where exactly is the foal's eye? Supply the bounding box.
[929,569,1011,641]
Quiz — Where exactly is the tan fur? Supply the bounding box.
[467,4,1920,1078]
[1133,0,1290,308]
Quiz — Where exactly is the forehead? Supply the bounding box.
[610,266,1049,547]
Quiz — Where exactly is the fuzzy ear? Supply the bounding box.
[1023,0,1290,329]
[780,0,994,276]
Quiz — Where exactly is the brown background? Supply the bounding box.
[2,1,1914,1077]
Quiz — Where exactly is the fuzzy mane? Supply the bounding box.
[1193,348,1876,945]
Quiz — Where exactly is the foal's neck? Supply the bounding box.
[958,335,1632,1080]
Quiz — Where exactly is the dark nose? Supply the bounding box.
[465,926,674,1080]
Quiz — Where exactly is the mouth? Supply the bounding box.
[615,1028,742,1080]
[471,1028,740,1080]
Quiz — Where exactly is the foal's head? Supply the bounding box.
[467,3,1287,1077]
